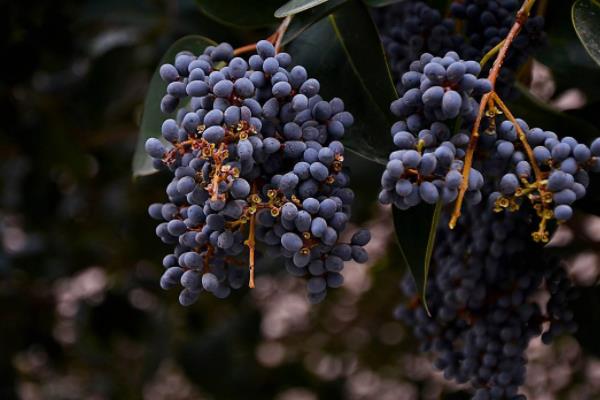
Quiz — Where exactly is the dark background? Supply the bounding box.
[2,1,600,399]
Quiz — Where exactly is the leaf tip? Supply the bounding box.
[423,300,432,317]
[274,7,289,18]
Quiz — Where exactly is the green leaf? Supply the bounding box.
[196,0,283,28]
[392,201,443,314]
[509,83,600,143]
[275,0,330,17]
[537,0,600,104]
[287,0,398,163]
[132,35,217,177]
[281,0,349,46]
[572,0,600,67]
[364,0,406,7]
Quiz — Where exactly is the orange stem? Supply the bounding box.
[246,210,256,288]
[491,92,542,181]
[449,92,491,229]
[233,43,258,56]
[274,16,292,53]
[486,1,535,88]
[449,0,537,229]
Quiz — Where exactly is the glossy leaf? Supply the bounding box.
[572,0,600,67]
[392,201,443,313]
[132,35,217,177]
[537,0,600,104]
[281,0,348,46]
[275,0,329,17]
[328,0,399,121]
[196,0,283,28]
[287,0,398,164]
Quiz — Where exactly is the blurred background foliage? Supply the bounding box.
[1,0,600,399]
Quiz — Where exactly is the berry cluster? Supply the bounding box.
[395,201,577,400]
[482,118,600,242]
[374,2,591,398]
[451,0,521,58]
[374,1,464,93]
[450,0,546,98]
[378,56,600,241]
[374,1,545,99]
[146,40,370,305]
[378,52,491,209]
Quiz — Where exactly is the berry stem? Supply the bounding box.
[245,185,258,289]
[491,91,553,243]
[274,16,293,53]
[247,212,256,288]
[233,43,260,56]
[486,0,536,88]
[208,143,227,201]
[203,245,215,272]
[449,92,491,229]
[449,0,537,229]
[490,92,542,181]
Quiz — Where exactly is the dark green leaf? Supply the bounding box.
[281,0,349,46]
[196,0,283,28]
[392,201,443,313]
[132,35,217,177]
[572,0,600,67]
[572,285,600,357]
[275,0,330,17]
[364,0,406,7]
[509,83,600,144]
[328,1,398,118]
[537,0,600,103]
[287,0,397,163]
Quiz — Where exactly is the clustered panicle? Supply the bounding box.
[374,2,596,399]
[377,52,600,241]
[378,51,491,209]
[395,200,577,400]
[374,1,465,94]
[482,118,600,242]
[145,40,370,306]
[450,0,546,99]
[375,1,545,98]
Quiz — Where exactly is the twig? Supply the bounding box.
[233,43,259,56]
[449,93,492,229]
[274,16,293,53]
[491,92,542,181]
[244,182,261,289]
[246,208,256,288]
[449,0,537,229]
[486,0,535,88]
